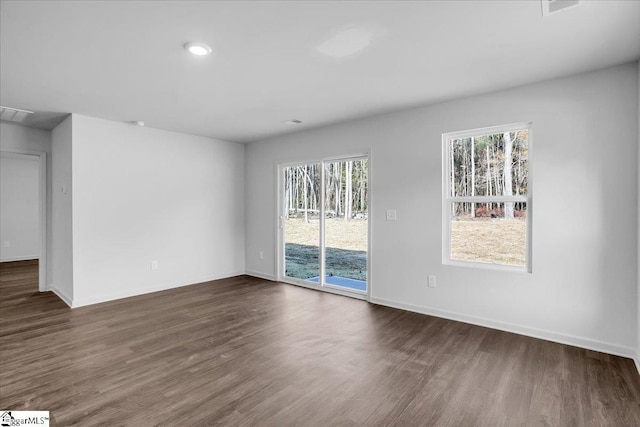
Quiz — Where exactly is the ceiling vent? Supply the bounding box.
[0,105,34,123]
[542,0,584,16]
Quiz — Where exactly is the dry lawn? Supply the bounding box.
[285,217,526,267]
[451,218,526,267]
[284,217,367,251]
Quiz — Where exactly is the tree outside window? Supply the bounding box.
[443,123,531,271]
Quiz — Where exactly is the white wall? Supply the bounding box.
[245,62,639,357]
[0,122,51,152]
[0,122,52,282]
[69,115,245,306]
[637,59,640,371]
[0,154,40,261]
[51,116,74,302]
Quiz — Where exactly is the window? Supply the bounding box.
[443,123,531,272]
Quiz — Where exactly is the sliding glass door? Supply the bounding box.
[282,162,321,281]
[280,156,369,297]
[323,159,368,292]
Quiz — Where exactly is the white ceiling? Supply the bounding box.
[1,0,639,143]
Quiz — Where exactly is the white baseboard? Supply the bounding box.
[245,270,277,281]
[1,255,39,262]
[70,271,245,308]
[48,284,72,308]
[369,296,636,360]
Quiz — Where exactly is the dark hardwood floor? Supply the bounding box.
[1,260,639,426]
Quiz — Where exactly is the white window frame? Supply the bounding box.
[442,122,532,273]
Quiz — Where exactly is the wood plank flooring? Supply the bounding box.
[1,260,639,426]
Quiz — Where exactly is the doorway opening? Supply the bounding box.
[0,150,47,292]
[279,155,369,299]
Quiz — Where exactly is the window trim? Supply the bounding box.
[442,122,532,273]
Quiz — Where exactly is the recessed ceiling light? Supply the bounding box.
[316,26,375,58]
[283,119,303,125]
[184,42,212,56]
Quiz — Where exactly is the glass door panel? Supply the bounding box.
[283,163,321,282]
[323,158,368,293]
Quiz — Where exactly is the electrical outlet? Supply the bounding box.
[150,260,158,270]
[259,251,264,260]
[386,209,397,221]
[2,241,9,248]
[428,275,436,288]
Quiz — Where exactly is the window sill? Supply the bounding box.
[443,259,531,274]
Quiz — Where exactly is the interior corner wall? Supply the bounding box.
[51,116,74,303]
[0,122,53,284]
[69,115,245,307]
[245,62,639,357]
